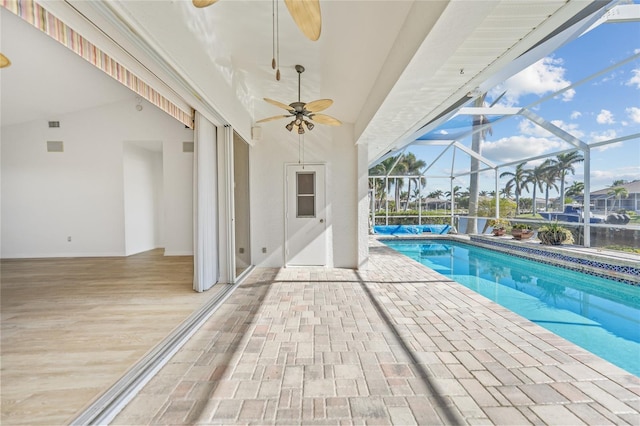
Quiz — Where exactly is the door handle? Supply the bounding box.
[320,219,324,223]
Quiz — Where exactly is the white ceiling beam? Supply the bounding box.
[520,109,589,150]
[452,142,496,169]
[588,133,640,148]
[455,106,521,116]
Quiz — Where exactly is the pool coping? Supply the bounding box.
[373,233,640,285]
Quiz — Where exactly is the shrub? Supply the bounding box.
[538,222,574,245]
[512,223,533,230]
[487,218,511,230]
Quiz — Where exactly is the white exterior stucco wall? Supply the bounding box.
[249,123,359,268]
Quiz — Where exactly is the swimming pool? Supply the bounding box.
[382,239,640,377]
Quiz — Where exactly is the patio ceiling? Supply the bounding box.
[1,0,617,166]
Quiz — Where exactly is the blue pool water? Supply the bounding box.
[382,239,640,377]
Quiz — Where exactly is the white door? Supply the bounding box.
[285,164,327,266]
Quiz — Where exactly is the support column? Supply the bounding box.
[357,143,369,270]
[495,168,499,219]
[583,147,591,247]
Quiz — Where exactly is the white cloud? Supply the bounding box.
[626,106,640,123]
[570,111,582,120]
[577,166,640,190]
[596,109,615,124]
[518,120,551,137]
[550,120,585,139]
[589,129,620,151]
[481,136,566,163]
[627,68,640,89]
[494,56,574,105]
[518,119,584,139]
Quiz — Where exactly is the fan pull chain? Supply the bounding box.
[298,133,306,168]
[271,0,276,71]
[276,0,281,81]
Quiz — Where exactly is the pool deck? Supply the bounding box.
[112,238,640,425]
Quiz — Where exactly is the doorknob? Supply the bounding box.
[320,219,324,223]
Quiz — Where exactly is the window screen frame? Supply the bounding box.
[296,171,316,218]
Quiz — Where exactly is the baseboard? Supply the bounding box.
[1,252,125,259]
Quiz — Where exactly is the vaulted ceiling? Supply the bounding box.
[1,1,613,164]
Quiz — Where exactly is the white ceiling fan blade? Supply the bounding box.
[264,98,293,111]
[311,113,341,126]
[0,53,11,68]
[192,0,218,8]
[256,115,290,123]
[305,99,333,113]
[284,0,321,41]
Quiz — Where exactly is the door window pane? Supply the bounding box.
[297,172,315,217]
[297,172,314,194]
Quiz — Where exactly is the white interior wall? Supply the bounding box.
[1,98,193,258]
[162,139,193,256]
[250,124,358,268]
[123,142,162,256]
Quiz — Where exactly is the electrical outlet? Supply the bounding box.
[262,247,267,253]
[67,236,72,242]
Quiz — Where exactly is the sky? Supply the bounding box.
[403,2,640,198]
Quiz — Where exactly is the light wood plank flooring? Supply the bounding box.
[1,249,215,425]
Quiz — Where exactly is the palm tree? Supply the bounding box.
[540,159,559,212]
[522,164,547,215]
[401,153,426,210]
[500,163,528,215]
[369,155,400,210]
[467,93,493,234]
[369,156,407,212]
[427,190,444,199]
[445,185,461,211]
[549,151,584,212]
[608,186,629,211]
[499,187,512,199]
[479,190,489,197]
[565,181,584,198]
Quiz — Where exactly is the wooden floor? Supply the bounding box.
[1,249,215,425]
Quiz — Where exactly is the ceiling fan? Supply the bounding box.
[257,64,341,134]
[192,0,321,41]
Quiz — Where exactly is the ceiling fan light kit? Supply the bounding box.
[257,64,341,135]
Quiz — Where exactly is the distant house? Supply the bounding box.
[576,180,640,213]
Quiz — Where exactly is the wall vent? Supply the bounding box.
[47,141,64,152]
[48,121,60,128]
[182,142,194,153]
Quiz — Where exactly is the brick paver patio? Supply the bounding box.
[112,240,640,425]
